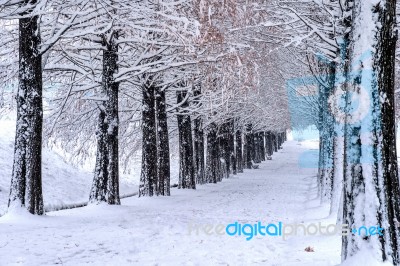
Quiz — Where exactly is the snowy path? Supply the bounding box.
[0,141,341,266]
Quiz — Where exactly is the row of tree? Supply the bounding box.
[268,0,400,264]
[5,0,398,263]
[0,0,290,215]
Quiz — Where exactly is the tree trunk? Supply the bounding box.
[155,86,170,196]
[253,132,261,163]
[206,123,219,183]
[330,1,353,219]
[90,34,120,204]
[177,90,195,189]
[193,87,205,185]
[219,120,233,178]
[228,120,235,175]
[90,110,108,203]
[260,132,266,161]
[278,133,283,150]
[273,133,278,152]
[245,124,253,169]
[320,62,336,203]
[236,129,243,173]
[266,131,273,157]
[231,125,237,175]
[8,15,44,215]
[194,117,205,184]
[139,77,157,197]
[342,0,400,263]
[104,36,120,205]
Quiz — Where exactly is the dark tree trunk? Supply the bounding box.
[236,129,243,173]
[193,86,205,184]
[245,124,253,169]
[260,132,266,161]
[231,124,237,175]
[90,33,120,204]
[253,132,261,164]
[266,131,273,157]
[8,14,44,215]
[277,133,283,150]
[104,36,120,205]
[194,118,205,184]
[217,144,223,182]
[90,110,108,203]
[206,123,219,183]
[219,120,233,178]
[155,86,170,196]
[317,133,325,198]
[273,133,278,152]
[228,120,235,175]
[376,1,400,262]
[139,77,157,197]
[341,0,356,258]
[177,91,195,189]
[342,0,400,263]
[243,132,248,167]
[251,134,256,163]
[317,60,336,203]
[194,117,205,184]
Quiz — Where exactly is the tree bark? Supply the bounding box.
[235,129,243,173]
[342,0,400,263]
[273,133,278,152]
[245,124,253,169]
[319,61,336,203]
[90,110,108,203]
[330,1,352,219]
[253,132,261,164]
[260,132,266,161]
[155,86,170,196]
[228,120,235,175]
[219,120,233,178]
[104,35,120,205]
[90,33,120,204]
[206,123,219,183]
[266,131,273,157]
[8,14,44,215]
[177,90,195,189]
[139,76,157,197]
[193,87,205,184]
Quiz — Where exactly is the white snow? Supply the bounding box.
[0,141,345,265]
[0,116,138,216]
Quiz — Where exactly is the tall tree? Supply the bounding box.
[235,127,243,173]
[155,85,170,196]
[139,75,157,197]
[206,123,219,183]
[8,10,44,214]
[245,124,253,169]
[193,85,205,184]
[341,0,400,263]
[89,110,108,202]
[177,90,195,189]
[89,31,120,205]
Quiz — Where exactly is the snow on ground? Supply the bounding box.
[0,117,138,216]
[0,141,343,266]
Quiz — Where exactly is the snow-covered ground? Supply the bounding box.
[0,141,344,265]
[0,117,138,216]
